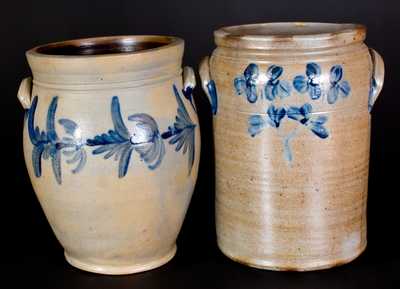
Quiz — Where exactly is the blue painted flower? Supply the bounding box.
[86,96,165,177]
[234,63,259,103]
[206,80,218,115]
[27,96,86,184]
[287,103,329,139]
[327,65,351,104]
[162,85,197,174]
[264,65,291,101]
[293,63,322,100]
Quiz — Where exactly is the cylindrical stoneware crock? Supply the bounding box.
[199,23,384,271]
[17,35,200,274]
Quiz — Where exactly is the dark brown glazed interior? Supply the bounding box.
[35,37,172,56]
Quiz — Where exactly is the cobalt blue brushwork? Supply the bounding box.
[264,65,291,101]
[27,96,86,184]
[206,80,218,115]
[248,103,329,162]
[162,84,197,174]
[267,105,286,128]
[234,63,259,103]
[86,96,165,178]
[327,65,351,104]
[287,103,329,139]
[293,63,322,100]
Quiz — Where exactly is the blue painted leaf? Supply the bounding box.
[327,86,339,104]
[309,84,322,100]
[267,105,286,128]
[293,75,308,93]
[27,96,39,145]
[103,144,122,159]
[244,63,259,80]
[118,145,134,178]
[32,145,44,177]
[277,80,291,98]
[234,76,246,95]
[51,149,62,184]
[287,103,312,124]
[306,63,321,78]
[248,115,266,137]
[338,80,351,97]
[245,84,258,103]
[264,83,275,101]
[330,65,343,84]
[207,80,218,115]
[58,118,78,135]
[267,65,283,82]
[309,116,329,139]
[46,97,58,142]
[111,96,130,140]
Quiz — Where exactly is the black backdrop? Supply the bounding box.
[3,0,399,288]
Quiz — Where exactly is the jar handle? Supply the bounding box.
[199,56,218,115]
[181,66,197,111]
[368,48,385,112]
[17,77,33,109]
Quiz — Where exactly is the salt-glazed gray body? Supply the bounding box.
[199,23,384,271]
[17,36,200,275]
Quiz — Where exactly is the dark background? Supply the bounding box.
[3,0,399,288]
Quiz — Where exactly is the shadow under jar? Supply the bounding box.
[199,22,384,271]
[17,35,200,274]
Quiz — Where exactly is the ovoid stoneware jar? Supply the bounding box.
[199,23,384,271]
[17,36,200,274]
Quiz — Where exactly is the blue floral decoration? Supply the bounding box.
[248,104,286,137]
[248,103,329,162]
[162,85,197,174]
[86,96,165,177]
[264,65,291,101]
[293,63,322,100]
[234,63,259,103]
[27,96,86,184]
[287,103,329,139]
[327,65,351,104]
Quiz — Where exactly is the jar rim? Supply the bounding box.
[27,35,183,58]
[25,35,184,85]
[214,22,366,50]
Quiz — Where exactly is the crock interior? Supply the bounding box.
[35,36,172,56]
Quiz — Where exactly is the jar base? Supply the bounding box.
[64,245,177,275]
[218,242,367,271]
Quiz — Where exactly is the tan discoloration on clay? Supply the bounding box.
[201,23,383,271]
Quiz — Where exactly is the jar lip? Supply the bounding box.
[214,22,366,50]
[26,35,184,85]
[27,35,183,58]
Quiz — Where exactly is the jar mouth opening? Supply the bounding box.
[214,22,366,50]
[27,35,183,57]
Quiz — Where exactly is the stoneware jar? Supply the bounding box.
[17,35,200,274]
[199,22,384,271]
